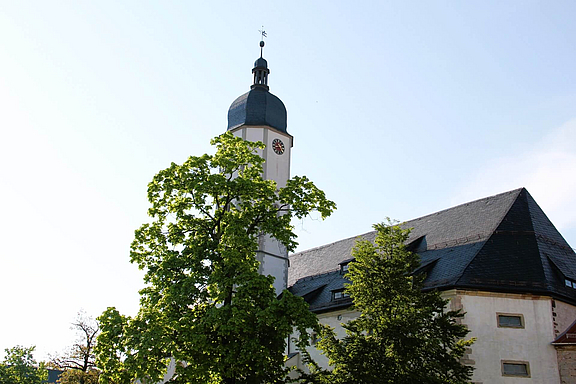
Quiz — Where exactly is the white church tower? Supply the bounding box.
[226,39,292,296]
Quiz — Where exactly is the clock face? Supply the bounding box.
[272,138,285,155]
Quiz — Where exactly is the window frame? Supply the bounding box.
[501,360,531,378]
[332,289,350,301]
[496,313,525,329]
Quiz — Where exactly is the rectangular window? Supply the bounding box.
[497,313,524,328]
[332,290,350,300]
[502,361,530,377]
[566,279,572,287]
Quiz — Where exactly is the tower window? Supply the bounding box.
[501,361,530,377]
[497,313,524,328]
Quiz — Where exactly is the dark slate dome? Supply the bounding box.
[254,57,268,68]
[227,87,287,133]
[227,43,287,133]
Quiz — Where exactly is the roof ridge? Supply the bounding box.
[402,187,525,226]
[454,188,524,286]
[523,189,576,293]
[292,188,526,258]
[291,230,375,257]
[525,189,574,251]
[292,268,341,285]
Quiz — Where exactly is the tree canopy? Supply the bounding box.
[95,132,335,384]
[0,345,48,384]
[311,221,475,384]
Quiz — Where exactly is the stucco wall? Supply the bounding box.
[232,125,293,295]
[555,300,576,337]
[289,291,576,383]
[457,291,560,384]
[239,126,292,189]
[288,309,360,372]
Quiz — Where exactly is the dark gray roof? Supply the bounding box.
[254,57,268,68]
[227,87,287,133]
[288,188,576,312]
[47,369,64,383]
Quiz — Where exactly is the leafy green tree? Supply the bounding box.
[57,369,99,384]
[0,345,48,384]
[95,132,336,384]
[51,311,100,384]
[311,221,474,384]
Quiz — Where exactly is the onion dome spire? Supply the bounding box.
[227,31,288,133]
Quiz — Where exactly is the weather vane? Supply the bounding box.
[258,26,267,57]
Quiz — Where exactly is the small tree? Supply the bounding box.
[0,345,48,384]
[313,221,474,384]
[95,133,335,383]
[51,311,100,384]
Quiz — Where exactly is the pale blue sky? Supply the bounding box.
[1,1,575,360]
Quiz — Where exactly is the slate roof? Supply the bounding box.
[288,188,576,312]
[47,369,64,383]
[227,87,288,133]
[254,57,268,68]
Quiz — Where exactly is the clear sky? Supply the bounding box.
[1,1,575,361]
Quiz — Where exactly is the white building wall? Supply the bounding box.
[231,126,293,295]
[291,291,575,384]
[288,309,360,372]
[309,310,360,369]
[233,126,292,186]
[455,291,561,384]
[554,300,576,337]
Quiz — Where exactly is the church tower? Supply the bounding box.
[226,40,292,296]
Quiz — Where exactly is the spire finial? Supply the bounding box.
[258,27,267,57]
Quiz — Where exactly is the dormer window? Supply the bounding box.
[406,235,427,252]
[332,289,350,301]
[339,258,354,275]
[546,256,576,290]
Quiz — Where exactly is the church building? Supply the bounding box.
[226,42,576,384]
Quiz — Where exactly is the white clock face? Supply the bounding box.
[272,138,285,155]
